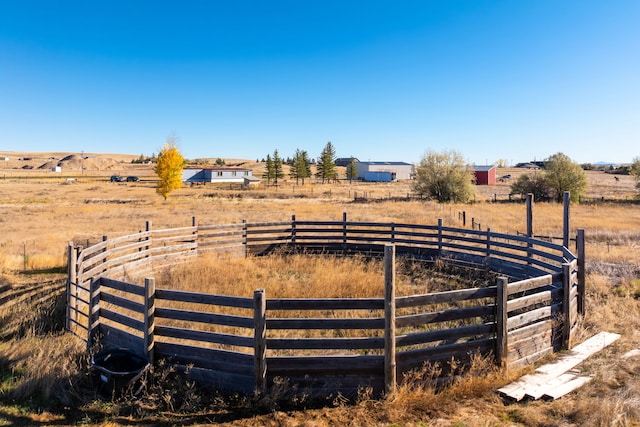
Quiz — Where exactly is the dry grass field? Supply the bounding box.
[1,153,640,426]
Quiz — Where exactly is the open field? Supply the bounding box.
[1,153,640,426]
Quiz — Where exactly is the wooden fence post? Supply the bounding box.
[486,228,492,257]
[563,192,570,248]
[192,216,198,253]
[577,229,586,315]
[342,212,348,255]
[87,277,100,351]
[562,263,572,350]
[384,244,396,394]
[145,221,152,259]
[390,223,395,244]
[526,193,534,268]
[67,242,77,332]
[526,193,533,236]
[102,235,108,274]
[242,219,248,258]
[144,278,156,364]
[254,288,267,395]
[437,218,443,255]
[486,228,492,271]
[291,215,296,250]
[495,276,508,368]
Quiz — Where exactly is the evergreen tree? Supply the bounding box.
[262,154,274,185]
[302,150,312,184]
[272,149,285,185]
[316,141,337,183]
[290,149,311,185]
[346,156,358,183]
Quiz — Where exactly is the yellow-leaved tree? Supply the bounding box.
[155,136,186,200]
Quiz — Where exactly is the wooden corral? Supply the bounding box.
[67,212,585,398]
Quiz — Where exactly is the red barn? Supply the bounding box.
[473,165,497,185]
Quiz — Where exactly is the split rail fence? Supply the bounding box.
[67,213,585,397]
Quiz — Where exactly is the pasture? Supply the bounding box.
[1,155,639,426]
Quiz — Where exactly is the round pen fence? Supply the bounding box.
[66,212,585,397]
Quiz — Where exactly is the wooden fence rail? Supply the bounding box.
[67,213,585,397]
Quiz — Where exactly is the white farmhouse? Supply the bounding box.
[182,167,258,186]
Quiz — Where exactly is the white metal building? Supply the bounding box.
[355,161,414,181]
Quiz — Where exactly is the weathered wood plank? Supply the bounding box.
[150,237,197,248]
[507,337,554,364]
[507,318,555,343]
[99,307,144,331]
[155,288,254,309]
[499,331,621,401]
[155,325,254,348]
[77,240,109,261]
[151,226,197,236]
[266,298,384,311]
[246,220,291,227]
[101,292,144,314]
[150,242,197,255]
[507,289,554,313]
[267,355,384,375]
[508,320,557,350]
[266,317,385,330]
[396,338,494,365]
[156,341,253,364]
[396,323,494,347]
[507,303,561,331]
[155,307,254,328]
[507,347,555,372]
[155,342,253,375]
[197,223,244,231]
[506,274,555,296]
[100,239,149,257]
[100,277,145,297]
[266,336,385,350]
[396,287,495,308]
[198,238,244,247]
[396,305,494,328]
[199,226,241,238]
[540,372,593,400]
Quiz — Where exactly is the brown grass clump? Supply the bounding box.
[1,334,86,406]
[160,252,385,299]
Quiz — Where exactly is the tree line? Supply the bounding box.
[261,141,358,185]
[153,134,640,203]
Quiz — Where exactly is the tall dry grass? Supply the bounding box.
[160,252,385,299]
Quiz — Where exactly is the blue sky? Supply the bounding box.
[1,1,638,165]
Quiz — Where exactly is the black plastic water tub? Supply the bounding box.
[90,348,150,397]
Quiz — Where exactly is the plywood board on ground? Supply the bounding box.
[498,331,620,401]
